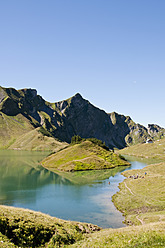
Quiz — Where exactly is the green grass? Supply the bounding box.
[68,161,165,247]
[0,111,67,151]
[112,162,165,226]
[119,137,165,160]
[0,232,16,247]
[0,205,101,247]
[0,151,165,247]
[42,140,130,172]
[1,206,165,248]
[9,128,68,152]
[69,222,165,248]
[0,112,33,149]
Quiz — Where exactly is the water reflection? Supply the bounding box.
[0,150,71,205]
[52,165,129,185]
[0,151,148,228]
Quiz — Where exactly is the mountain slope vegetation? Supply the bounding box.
[0,205,165,247]
[42,139,130,172]
[9,128,67,151]
[119,136,165,160]
[0,205,100,247]
[112,162,165,226]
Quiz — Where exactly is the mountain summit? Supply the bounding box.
[0,86,164,150]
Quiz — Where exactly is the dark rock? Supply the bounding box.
[0,86,164,148]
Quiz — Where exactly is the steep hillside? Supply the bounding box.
[49,94,164,148]
[0,112,34,149]
[0,86,67,150]
[0,85,164,149]
[0,205,100,247]
[42,139,130,172]
[148,124,165,140]
[0,112,67,151]
[109,112,150,146]
[9,128,68,151]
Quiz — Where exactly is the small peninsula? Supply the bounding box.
[42,138,130,172]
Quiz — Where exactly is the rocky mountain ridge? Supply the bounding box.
[0,86,164,150]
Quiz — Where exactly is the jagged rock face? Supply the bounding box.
[53,94,116,147]
[0,86,164,149]
[44,94,164,148]
[0,87,40,116]
[148,124,165,139]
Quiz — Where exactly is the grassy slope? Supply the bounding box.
[0,111,67,151]
[9,128,68,152]
[70,222,165,248]
[0,205,100,248]
[112,162,165,226]
[0,112,33,149]
[119,137,165,160]
[1,207,165,248]
[0,208,165,248]
[42,140,130,172]
[69,161,165,247]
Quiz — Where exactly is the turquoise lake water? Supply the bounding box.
[0,151,148,228]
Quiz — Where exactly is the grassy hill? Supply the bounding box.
[71,160,165,247]
[0,112,67,151]
[42,140,130,172]
[9,128,68,152]
[112,162,165,226]
[0,205,164,247]
[114,140,165,229]
[69,221,165,248]
[0,112,33,149]
[0,205,100,248]
[119,137,165,160]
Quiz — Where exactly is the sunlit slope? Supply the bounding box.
[0,205,100,248]
[0,111,67,151]
[0,112,34,149]
[0,206,165,248]
[42,140,130,172]
[112,162,165,226]
[70,222,165,248]
[119,137,165,160]
[9,127,68,151]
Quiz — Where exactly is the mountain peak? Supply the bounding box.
[69,93,86,106]
[19,88,37,98]
[0,85,164,149]
[72,93,83,99]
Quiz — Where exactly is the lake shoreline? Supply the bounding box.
[0,151,165,247]
[112,161,165,226]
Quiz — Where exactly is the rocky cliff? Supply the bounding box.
[0,86,164,149]
[148,124,165,139]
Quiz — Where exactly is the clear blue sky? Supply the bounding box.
[0,0,165,127]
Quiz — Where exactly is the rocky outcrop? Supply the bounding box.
[148,124,165,139]
[0,86,164,149]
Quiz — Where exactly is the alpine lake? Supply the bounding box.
[0,150,154,228]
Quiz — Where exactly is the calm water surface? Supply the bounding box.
[0,151,148,228]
